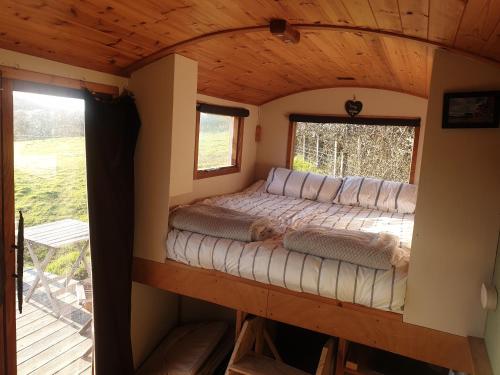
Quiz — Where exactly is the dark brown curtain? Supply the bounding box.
[84,91,140,375]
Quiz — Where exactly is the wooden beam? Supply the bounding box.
[267,288,472,373]
[0,66,119,96]
[468,337,494,375]
[132,257,268,317]
[132,258,476,373]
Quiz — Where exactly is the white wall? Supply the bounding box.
[257,87,428,182]
[405,49,500,337]
[169,55,198,197]
[129,54,199,366]
[485,239,500,375]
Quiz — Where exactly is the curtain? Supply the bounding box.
[84,90,140,375]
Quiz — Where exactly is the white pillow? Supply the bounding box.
[265,167,343,203]
[336,176,417,214]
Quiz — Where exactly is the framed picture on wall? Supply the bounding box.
[442,91,500,129]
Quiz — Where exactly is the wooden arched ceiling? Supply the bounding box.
[1,0,499,104]
[176,30,431,104]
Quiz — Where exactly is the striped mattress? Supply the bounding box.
[166,180,413,313]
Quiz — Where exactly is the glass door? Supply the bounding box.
[3,83,94,375]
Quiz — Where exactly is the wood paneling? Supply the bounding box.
[0,1,498,103]
[176,30,432,104]
[132,258,478,374]
[132,258,268,317]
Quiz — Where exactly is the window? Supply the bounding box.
[287,115,420,183]
[194,103,247,179]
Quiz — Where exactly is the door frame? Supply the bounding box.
[0,68,118,375]
[1,77,15,375]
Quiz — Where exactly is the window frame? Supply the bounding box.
[286,115,420,184]
[193,110,244,180]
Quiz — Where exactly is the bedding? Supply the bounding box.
[165,170,416,313]
[335,176,417,214]
[265,167,343,202]
[169,204,281,242]
[167,229,408,312]
[205,181,414,249]
[283,227,408,270]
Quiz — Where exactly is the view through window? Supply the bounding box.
[195,111,243,179]
[292,121,417,183]
[14,90,93,374]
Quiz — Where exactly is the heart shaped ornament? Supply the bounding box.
[345,100,363,117]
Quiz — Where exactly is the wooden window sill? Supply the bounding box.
[194,165,241,180]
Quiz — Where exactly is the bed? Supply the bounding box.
[133,168,484,373]
[166,168,415,313]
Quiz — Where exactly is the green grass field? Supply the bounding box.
[15,137,89,278]
[198,130,233,170]
[15,137,88,227]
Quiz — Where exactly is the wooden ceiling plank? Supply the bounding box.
[425,47,434,96]
[455,0,500,54]
[23,0,169,52]
[340,0,379,29]
[0,38,124,77]
[306,0,354,26]
[356,32,403,85]
[0,16,134,68]
[428,0,467,45]
[481,18,500,59]
[3,2,151,60]
[178,29,430,104]
[368,0,404,32]
[398,0,430,39]
[2,0,498,104]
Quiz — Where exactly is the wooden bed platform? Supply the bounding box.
[132,257,491,375]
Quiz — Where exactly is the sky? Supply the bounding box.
[13,91,84,111]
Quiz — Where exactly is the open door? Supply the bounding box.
[1,78,94,375]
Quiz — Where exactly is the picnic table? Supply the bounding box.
[23,219,91,315]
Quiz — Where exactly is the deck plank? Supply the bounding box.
[29,337,93,375]
[55,357,92,375]
[16,269,93,374]
[17,332,89,375]
[16,294,76,330]
[17,325,78,365]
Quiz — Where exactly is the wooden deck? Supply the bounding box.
[16,269,93,375]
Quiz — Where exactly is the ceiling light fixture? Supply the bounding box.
[270,19,300,44]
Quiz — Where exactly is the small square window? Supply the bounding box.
[194,111,243,179]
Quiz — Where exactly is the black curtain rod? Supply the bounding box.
[197,102,250,118]
[289,113,420,127]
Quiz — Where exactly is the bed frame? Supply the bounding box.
[132,257,491,375]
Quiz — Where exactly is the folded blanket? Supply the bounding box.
[169,204,280,242]
[283,226,409,269]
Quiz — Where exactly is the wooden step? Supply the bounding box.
[229,353,310,375]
